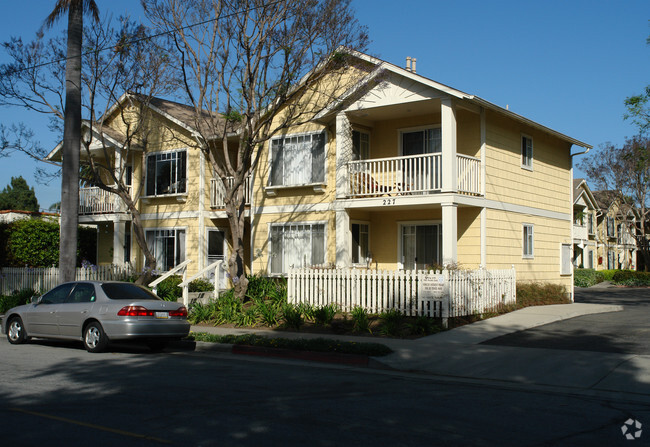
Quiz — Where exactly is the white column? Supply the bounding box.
[335,210,351,267]
[113,219,125,266]
[442,203,458,266]
[441,98,457,193]
[336,112,351,199]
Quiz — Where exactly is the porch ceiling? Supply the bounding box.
[347,98,440,123]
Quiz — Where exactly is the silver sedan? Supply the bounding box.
[2,281,190,352]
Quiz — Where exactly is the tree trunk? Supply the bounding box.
[58,3,83,283]
[226,186,248,300]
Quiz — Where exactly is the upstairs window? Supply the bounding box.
[352,130,370,160]
[606,217,615,237]
[587,213,594,234]
[146,150,187,196]
[521,135,533,170]
[270,132,325,186]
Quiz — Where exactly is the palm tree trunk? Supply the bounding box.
[58,3,83,283]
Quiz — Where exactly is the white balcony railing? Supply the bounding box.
[573,224,588,241]
[211,176,252,208]
[79,187,116,215]
[346,153,481,198]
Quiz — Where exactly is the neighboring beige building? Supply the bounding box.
[572,179,598,269]
[592,190,637,270]
[47,50,592,295]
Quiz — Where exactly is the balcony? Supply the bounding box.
[211,176,252,208]
[345,153,481,198]
[79,187,125,215]
[573,224,588,241]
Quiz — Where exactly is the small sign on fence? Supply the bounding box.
[419,274,445,300]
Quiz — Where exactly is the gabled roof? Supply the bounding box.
[322,49,592,150]
[573,178,598,209]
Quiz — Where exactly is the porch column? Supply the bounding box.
[336,112,352,199]
[335,210,351,267]
[442,203,458,266]
[113,219,126,267]
[441,98,457,193]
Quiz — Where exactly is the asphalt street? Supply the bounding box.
[1,339,648,446]
[483,286,650,355]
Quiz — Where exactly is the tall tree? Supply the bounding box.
[0,176,40,212]
[1,12,172,283]
[43,0,99,283]
[142,0,371,298]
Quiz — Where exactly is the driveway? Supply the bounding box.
[482,286,650,354]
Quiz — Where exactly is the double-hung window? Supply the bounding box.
[523,224,534,258]
[146,150,187,196]
[145,229,186,271]
[270,223,325,274]
[521,135,533,170]
[270,132,325,186]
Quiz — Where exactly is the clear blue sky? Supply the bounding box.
[1,0,648,210]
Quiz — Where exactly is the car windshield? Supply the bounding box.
[101,283,162,301]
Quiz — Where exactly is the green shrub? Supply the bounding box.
[245,275,287,302]
[574,269,605,287]
[612,270,650,286]
[313,304,339,326]
[281,304,304,330]
[379,309,404,336]
[256,299,282,326]
[600,270,618,281]
[0,288,36,313]
[189,278,214,293]
[406,315,438,335]
[235,305,259,327]
[155,275,183,301]
[516,282,571,307]
[213,292,243,324]
[7,219,59,267]
[351,306,370,333]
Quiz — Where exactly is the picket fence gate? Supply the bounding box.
[0,265,135,296]
[288,267,516,319]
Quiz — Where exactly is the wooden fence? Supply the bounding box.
[288,267,516,319]
[0,265,135,296]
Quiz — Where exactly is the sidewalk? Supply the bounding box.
[189,302,650,397]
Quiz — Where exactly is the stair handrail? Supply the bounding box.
[178,259,226,306]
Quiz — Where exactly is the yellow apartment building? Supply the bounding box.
[47,50,592,294]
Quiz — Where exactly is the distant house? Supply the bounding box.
[572,179,598,269]
[46,49,592,296]
[592,190,637,270]
[0,210,59,224]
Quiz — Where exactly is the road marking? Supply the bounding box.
[10,407,172,444]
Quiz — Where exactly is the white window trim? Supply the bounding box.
[398,124,442,156]
[143,148,189,198]
[266,130,328,191]
[396,220,442,270]
[267,220,328,276]
[351,220,370,267]
[521,134,533,171]
[523,223,534,259]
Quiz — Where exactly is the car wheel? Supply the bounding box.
[7,317,27,344]
[83,322,108,353]
[146,339,168,352]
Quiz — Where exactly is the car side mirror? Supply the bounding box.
[31,296,41,304]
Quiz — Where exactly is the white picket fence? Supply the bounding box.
[0,265,135,295]
[288,267,516,319]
